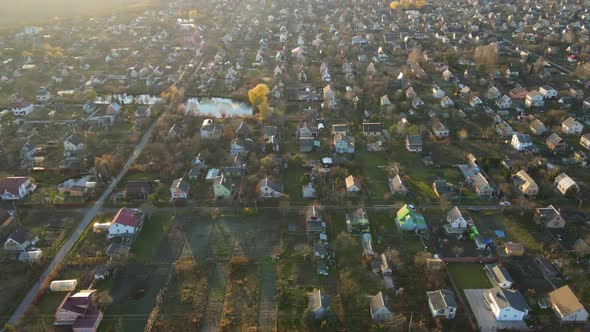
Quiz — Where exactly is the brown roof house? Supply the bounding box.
[389,174,408,196]
[54,289,103,332]
[369,292,393,322]
[548,286,589,323]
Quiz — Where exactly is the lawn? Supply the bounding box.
[132,212,174,262]
[283,161,304,200]
[447,263,491,289]
[355,150,389,202]
[476,211,542,253]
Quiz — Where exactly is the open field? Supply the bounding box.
[447,263,492,290]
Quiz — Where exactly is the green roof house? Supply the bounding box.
[396,204,427,232]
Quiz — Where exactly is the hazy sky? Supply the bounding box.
[0,0,155,28]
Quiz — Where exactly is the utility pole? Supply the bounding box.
[408,312,413,332]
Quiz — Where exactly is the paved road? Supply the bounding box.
[7,113,159,326]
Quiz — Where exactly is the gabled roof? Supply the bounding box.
[546,133,563,146]
[427,290,457,310]
[259,177,283,192]
[485,263,514,284]
[370,292,391,313]
[562,117,580,128]
[112,208,141,227]
[548,286,586,317]
[345,175,360,189]
[66,134,83,146]
[0,177,31,195]
[362,122,383,133]
[171,177,190,192]
[488,287,530,312]
[7,227,36,244]
[447,206,463,221]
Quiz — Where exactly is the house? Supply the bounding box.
[504,242,525,256]
[230,138,246,156]
[546,133,566,151]
[170,177,190,199]
[11,101,34,116]
[580,133,590,150]
[483,287,530,321]
[55,290,103,332]
[427,290,457,319]
[388,175,408,196]
[369,292,393,322]
[534,205,566,229]
[496,95,513,109]
[380,95,392,111]
[362,122,383,136]
[307,289,330,320]
[509,85,527,99]
[0,176,36,200]
[525,90,544,107]
[406,87,417,99]
[235,121,250,138]
[213,174,233,199]
[446,206,468,229]
[134,106,151,118]
[93,265,109,281]
[302,182,317,198]
[548,286,589,323]
[106,102,121,114]
[125,181,152,200]
[513,170,538,195]
[299,136,315,153]
[534,257,561,280]
[305,205,324,235]
[529,119,547,135]
[485,263,514,289]
[472,173,494,197]
[539,85,558,99]
[405,134,423,152]
[440,96,454,108]
[258,177,284,198]
[469,96,484,108]
[432,122,449,138]
[396,204,427,232]
[345,175,361,193]
[432,84,445,99]
[3,227,38,252]
[561,117,583,135]
[200,119,222,139]
[412,96,425,108]
[64,134,84,152]
[107,208,143,239]
[569,87,584,100]
[433,180,458,200]
[554,172,578,195]
[263,126,278,140]
[496,121,514,137]
[334,133,355,154]
[346,208,369,234]
[487,86,501,100]
[35,87,51,102]
[323,85,338,108]
[511,134,533,151]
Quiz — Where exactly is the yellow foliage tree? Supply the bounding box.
[390,1,400,9]
[248,84,269,109]
[188,10,198,19]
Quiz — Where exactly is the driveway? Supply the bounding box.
[464,289,529,332]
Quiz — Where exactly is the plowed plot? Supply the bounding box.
[220,262,259,331]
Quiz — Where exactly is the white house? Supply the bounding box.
[64,134,84,152]
[548,286,589,323]
[555,173,578,195]
[345,175,361,193]
[258,177,284,198]
[483,287,530,321]
[440,96,454,108]
[427,290,457,319]
[11,101,34,116]
[370,292,393,322]
[495,95,513,109]
[525,90,544,107]
[433,122,450,138]
[0,177,37,200]
[469,96,483,107]
[35,88,51,102]
[302,182,317,198]
[446,206,468,229]
[170,177,190,199]
[511,134,533,151]
[107,208,143,239]
[432,84,445,99]
[562,117,583,135]
[539,85,558,99]
[485,263,514,289]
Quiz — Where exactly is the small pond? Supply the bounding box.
[185,97,253,117]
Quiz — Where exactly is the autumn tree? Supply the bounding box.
[188,10,198,19]
[248,84,270,109]
[474,43,499,70]
[407,47,422,64]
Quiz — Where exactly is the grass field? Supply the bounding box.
[447,263,491,289]
[131,212,174,262]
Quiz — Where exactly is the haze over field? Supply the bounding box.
[0,0,157,28]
